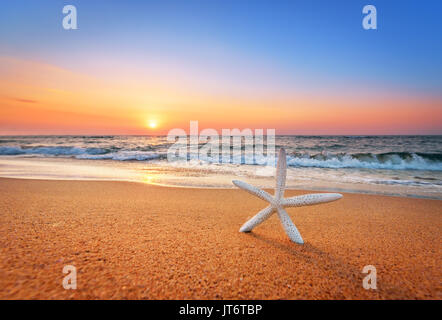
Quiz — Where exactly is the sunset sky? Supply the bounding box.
[0,0,441,135]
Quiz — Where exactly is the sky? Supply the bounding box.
[0,0,441,135]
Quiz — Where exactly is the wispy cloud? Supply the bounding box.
[12,98,38,104]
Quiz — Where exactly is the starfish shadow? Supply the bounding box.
[245,232,363,286]
[247,232,326,256]
[245,232,411,298]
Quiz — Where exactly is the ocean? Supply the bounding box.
[0,135,441,199]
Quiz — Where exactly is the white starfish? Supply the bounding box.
[233,148,342,244]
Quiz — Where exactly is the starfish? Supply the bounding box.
[233,148,342,244]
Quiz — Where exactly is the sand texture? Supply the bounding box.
[0,178,440,299]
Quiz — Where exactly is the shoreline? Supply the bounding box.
[0,177,440,299]
[1,154,441,200]
[0,175,441,201]
[0,156,442,200]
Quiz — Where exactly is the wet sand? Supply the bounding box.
[0,178,440,299]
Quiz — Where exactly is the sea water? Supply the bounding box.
[0,135,441,199]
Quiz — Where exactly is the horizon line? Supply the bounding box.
[1,134,441,137]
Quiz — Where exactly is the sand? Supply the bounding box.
[0,177,440,299]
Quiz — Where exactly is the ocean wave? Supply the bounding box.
[0,145,163,161]
[286,152,442,171]
[0,146,113,156]
[76,151,162,161]
[369,179,442,187]
[1,145,441,171]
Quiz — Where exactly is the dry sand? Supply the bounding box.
[0,177,440,299]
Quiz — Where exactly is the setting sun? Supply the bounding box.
[147,120,158,129]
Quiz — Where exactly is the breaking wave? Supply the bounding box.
[0,146,163,161]
[286,152,442,171]
[0,145,441,171]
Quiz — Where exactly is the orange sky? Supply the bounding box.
[1,56,441,135]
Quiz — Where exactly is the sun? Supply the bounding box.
[147,119,158,129]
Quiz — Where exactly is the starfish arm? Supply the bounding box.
[276,207,304,244]
[275,148,287,200]
[282,193,342,208]
[239,205,275,232]
[232,180,274,204]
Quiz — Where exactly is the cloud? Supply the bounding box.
[13,98,38,104]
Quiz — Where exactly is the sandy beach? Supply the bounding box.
[0,177,440,299]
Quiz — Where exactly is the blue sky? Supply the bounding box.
[0,1,441,135]
[1,0,441,96]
